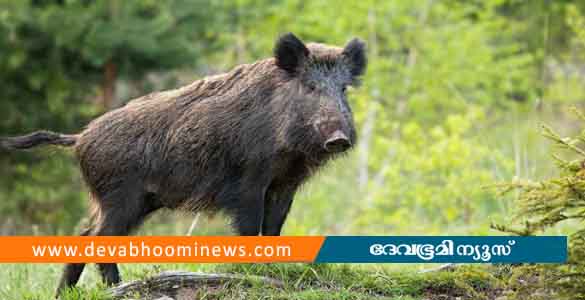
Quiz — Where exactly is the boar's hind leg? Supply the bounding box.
[92,188,161,286]
[55,224,94,297]
[262,186,295,236]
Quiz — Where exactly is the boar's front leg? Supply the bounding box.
[262,184,296,236]
[232,190,265,236]
[230,170,272,236]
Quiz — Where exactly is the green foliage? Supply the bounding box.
[0,0,220,233]
[542,2,585,104]
[494,108,585,299]
[0,151,85,234]
[354,108,513,234]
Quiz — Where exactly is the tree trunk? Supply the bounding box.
[101,60,117,110]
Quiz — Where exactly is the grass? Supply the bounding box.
[0,263,506,300]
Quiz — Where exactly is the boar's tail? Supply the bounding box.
[0,131,78,150]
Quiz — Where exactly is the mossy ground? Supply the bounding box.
[0,263,511,300]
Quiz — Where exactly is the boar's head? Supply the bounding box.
[274,33,366,156]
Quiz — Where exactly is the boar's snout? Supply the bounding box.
[315,117,353,153]
[323,130,351,153]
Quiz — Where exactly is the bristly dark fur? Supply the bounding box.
[0,33,367,297]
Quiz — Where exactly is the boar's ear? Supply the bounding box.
[274,33,309,75]
[342,38,367,77]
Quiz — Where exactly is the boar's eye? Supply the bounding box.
[306,83,316,92]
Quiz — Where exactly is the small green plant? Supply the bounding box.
[493,107,585,299]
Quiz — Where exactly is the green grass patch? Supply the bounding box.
[0,263,505,300]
